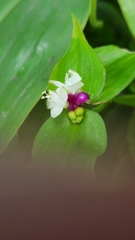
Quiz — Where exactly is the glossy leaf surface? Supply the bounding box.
[0,0,90,153]
[94,45,135,103]
[49,16,105,101]
[33,110,107,167]
[118,0,135,37]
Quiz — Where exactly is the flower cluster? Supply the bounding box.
[41,70,89,123]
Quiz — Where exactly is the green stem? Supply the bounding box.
[89,0,103,28]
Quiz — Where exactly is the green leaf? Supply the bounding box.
[127,110,135,162]
[113,94,135,107]
[118,0,135,38]
[0,0,90,153]
[49,15,106,101]
[32,110,107,167]
[93,45,135,103]
[0,0,21,22]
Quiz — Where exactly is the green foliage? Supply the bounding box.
[33,16,107,165]
[49,16,105,100]
[94,46,135,103]
[0,0,90,153]
[0,0,135,173]
[33,110,107,167]
[118,0,135,38]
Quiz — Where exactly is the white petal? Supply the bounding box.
[49,90,60,101]
[65,70,82,86]
[46,99,56,109]
[46,87,68,118]
[51,106,63,118]
[46,91,62,109]
[66,81,84,94]
[56,87,68,105]
[49,80,64,88]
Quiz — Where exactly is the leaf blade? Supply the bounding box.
[0,0,90,153]
[49,15,106,101]
[33,110,107,167]
[94,45,135,103]
[118,0,135,37]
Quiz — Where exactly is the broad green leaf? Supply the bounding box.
[93,45,135,103]
[113,94,135,107]
[33,110,107,167]
[118,0,135,38]
[0,0,21,23]
[0,0,90,153]
[49,16,105,101]
[127,110,135,162]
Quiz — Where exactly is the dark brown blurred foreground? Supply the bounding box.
[0,104,135,239]
[0,161,135,240]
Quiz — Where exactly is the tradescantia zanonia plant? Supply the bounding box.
[32,16,107,166]
[33,14,135,166]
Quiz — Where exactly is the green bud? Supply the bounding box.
[70,116,83,124]
[71,119,77,124]
[76,116,83,123]
[68,111,76,120]
[75,107,85,116]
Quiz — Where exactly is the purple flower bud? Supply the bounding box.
[67,92,89,110]
[75,92,89,106]
[68,103,75,111]
[68,94,76,110]
[68,94,75,103]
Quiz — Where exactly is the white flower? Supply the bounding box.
[49,69,84,94]
[41,70,84,118]
[41,87,68,118]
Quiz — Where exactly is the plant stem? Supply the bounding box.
[89,0,103,28]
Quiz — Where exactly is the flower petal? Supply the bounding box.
[65,70,82,86]
[46,91,60,109]
[56,86,68,104]
[49,80,64,88]
[66,81,84,94]
[47,99,57,109]
[51,106,64,118]
[46,87,68,118]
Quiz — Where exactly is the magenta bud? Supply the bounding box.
[68,94,76,110]
[68,94,75,102]
[75,92,89,106]
[68,103,75,111]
